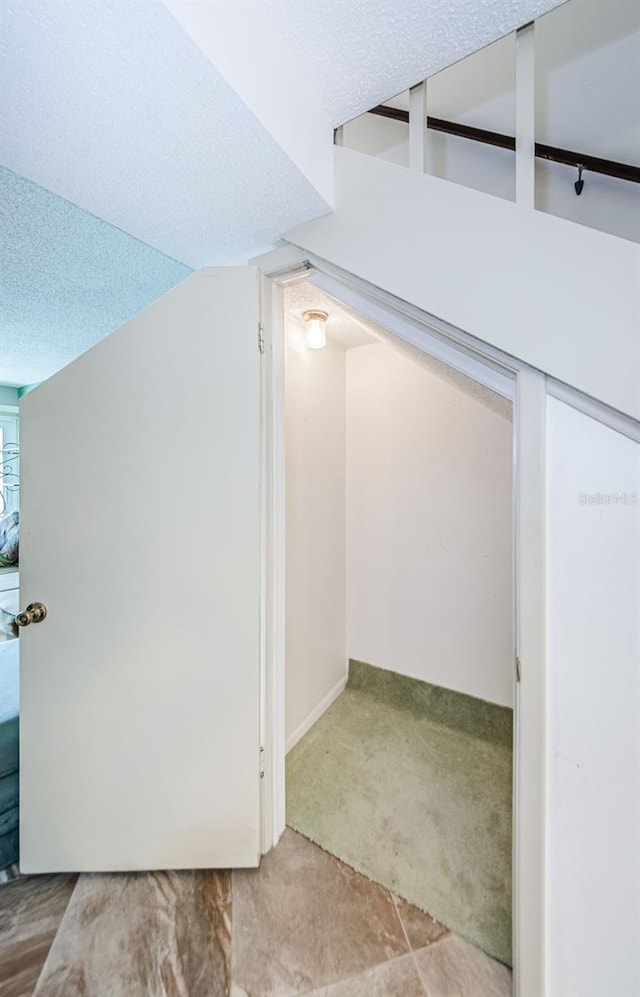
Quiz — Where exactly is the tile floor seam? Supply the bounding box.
[0,873,78,997]
[389,891,413,953]
[282,923,411,996]
[294,949,423,997]
[287,665,513,965]
[392,892,429,997]
[399,915,466,997]
[31,874,80,995]
[391,892,412,955]
[410,935,458,997]
[33,870,233,996]
[391,893,454,955]
[4,838,511,997]
[412,934,513,997]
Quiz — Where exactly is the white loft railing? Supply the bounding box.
[336,0,640,244]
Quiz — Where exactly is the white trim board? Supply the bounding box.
[255,245,529,993]
[309,269,516,400]
[285,675,348,756]
[259,271,287,847]
[513,367,547,997]
[254,243,639,996]
[279,247,524,369]
[547,379,640,445]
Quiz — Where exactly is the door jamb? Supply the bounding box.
[255,245,547,997]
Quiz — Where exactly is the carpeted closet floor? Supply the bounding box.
[286,660,513,967]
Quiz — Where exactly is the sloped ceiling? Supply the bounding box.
[0,0,565,385]
[285,279,512,419]
[284,281,377,350]
[0,165,191,386]
[258,0,565,126]
[0,0,328,271]
[1,0,565,270]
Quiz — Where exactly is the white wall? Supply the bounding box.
[285,147,640,422]
[344,114,410,170]
[343,1,640,242]
[0,387,19,407]
[414,32,517,204]
[535,0,640,242]
[163,0,334,209]
[346,343,513,707]
[546,398,640,997]
[284,321,347,748]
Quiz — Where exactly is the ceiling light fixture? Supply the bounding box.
[303,309,328,350]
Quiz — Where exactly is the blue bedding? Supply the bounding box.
[0,511,19,567]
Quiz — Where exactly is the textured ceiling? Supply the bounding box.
[260,0,565,126]
[0,0,327,270]
[0,166,191,386]
[0,0,566,272]
[284,282,377,350]
[0,0,564,383]
[286,279,512,420]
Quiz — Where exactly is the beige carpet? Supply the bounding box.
[286,660,513,966]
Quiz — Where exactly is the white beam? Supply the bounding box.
[516,22,536,209]
[409,81,428,174]
[514,367,547,997]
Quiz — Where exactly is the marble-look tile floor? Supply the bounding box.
[0,873,77,997]
[0,829,512,997]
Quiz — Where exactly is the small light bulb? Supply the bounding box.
[303,310,328,349]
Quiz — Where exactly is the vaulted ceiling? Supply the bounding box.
[0,0,564,385]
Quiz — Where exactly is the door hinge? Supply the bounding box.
[260,745,265,778]
[515,656,522,683]
[258,323,265,354]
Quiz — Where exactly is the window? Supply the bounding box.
[0,413,19,518]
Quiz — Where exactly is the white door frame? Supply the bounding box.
[254,243,547,997]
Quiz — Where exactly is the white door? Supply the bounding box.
[19,268,263,872]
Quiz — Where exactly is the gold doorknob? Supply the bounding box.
[15,602,48,627]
